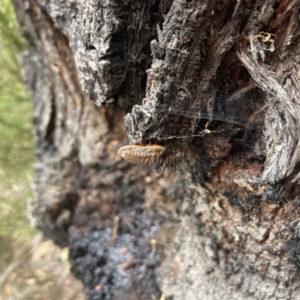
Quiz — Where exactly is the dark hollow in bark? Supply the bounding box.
[13,0,300,299]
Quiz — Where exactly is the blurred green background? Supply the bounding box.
[0,0,84,298]
[0,0,34,238]
[0,0,35,251]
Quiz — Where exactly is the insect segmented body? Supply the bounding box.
[118,145,165,164]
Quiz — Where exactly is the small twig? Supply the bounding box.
[111,216,119,246]
[150,239,157,251]
[160,293,166,300]
[118,258,141,270]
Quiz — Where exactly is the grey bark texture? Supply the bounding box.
[12,0,300,299]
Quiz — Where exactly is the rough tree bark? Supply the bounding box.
[12,0,300,299]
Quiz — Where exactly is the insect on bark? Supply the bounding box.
[118,145,165,164]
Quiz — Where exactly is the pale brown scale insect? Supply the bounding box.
[118,145,165,164]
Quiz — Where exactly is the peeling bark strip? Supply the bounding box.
[12,0,300,299]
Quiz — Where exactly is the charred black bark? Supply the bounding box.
[13,0,300,299]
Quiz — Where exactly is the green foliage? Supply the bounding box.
[0,0,35,239]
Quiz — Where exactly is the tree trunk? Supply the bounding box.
[13,0,300,299]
